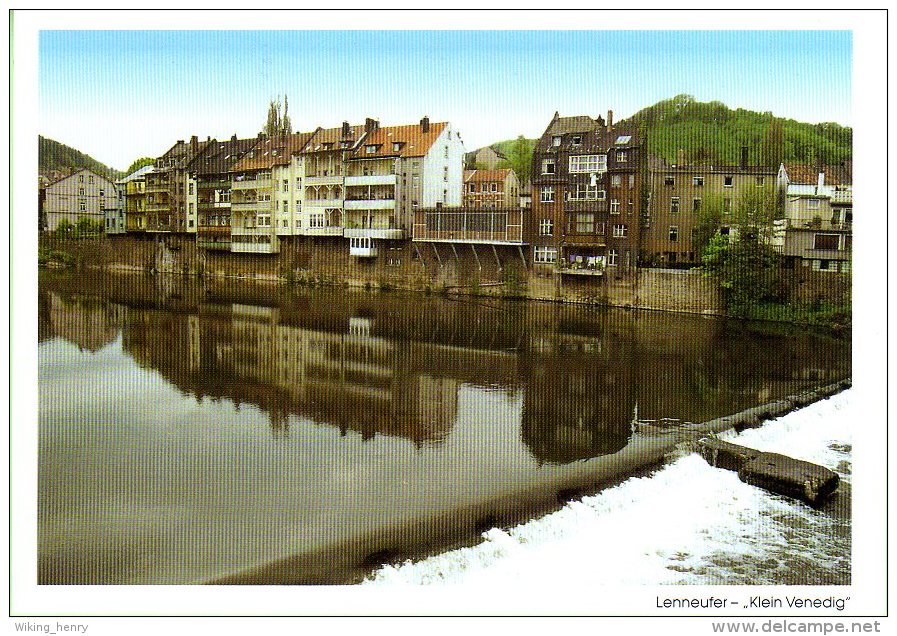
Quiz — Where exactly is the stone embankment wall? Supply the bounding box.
[38,234,847,316]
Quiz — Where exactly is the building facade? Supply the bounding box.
[778,176,852,273]
[43,168,118,232]
[462,168,521,208]
[529,110,645,278]
[643,151,777,265]
[145,136,212,234]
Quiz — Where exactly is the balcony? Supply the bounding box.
[557,266,605,277]
[344,198,395,211]
[231,200,269,213]
[231,225,275,237]
[345,174,397,187]
[412,209,524,245]
[231,237,279,254]
[197,237,231,251]
[197,225,230,237]
[301,226,344,236]
[831,190,852,204]
[145,201,171,213]
[305,174,344,186]
[344,227,405,240]
[231,177,272,191]
[305,199,343,210]
[348,236,378,258]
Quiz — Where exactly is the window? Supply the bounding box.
[615,135,631,144]
[607,248,618,266]
[568,183,599,201]
[539,219,554,236]
[552,136,561,147]
[756,176,765,187]
[541,159,556,175]
[491,183,498,192]
[611,175,622,187]
[310,213,325,228]
[283,179,289,191]
[365,145,376,154]
[724,176,733,187]
[188,203,194,214]
[613,224,628,238]
[664,176,674,186]
[570,154,607,173]
[572,135,582,146]
[394,143,402,152]
[610,199,620,214]
[99,189,105,197]
[295,218,302,228]
[808,199,820,210]
[88,176,94,184]
[295,200,300,211]
[79,200,86,212]
[669,226,679,242]
[79,188,85,196]
[723,198,731,213]
[282,219,288,228]
[534,246,558,263]
[628,175,635,188]
[616,150,627,163]
[693,198,702,212]
[188,183,194,195]
[720,226,730,237]
[444,166,449,181]
[814,233,840,250]
[296,177,301,188]
[693,176,704,187]
[258,215,271,227]
[469,184,476,193]
[283,200,289,212]
[540,186,555,203]
[572,213,594,234]
[78,175,84,183]
[671,197,680,213]
[188,220,194,228]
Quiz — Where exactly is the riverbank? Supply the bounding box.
[37,234,851,331]
[366,388,853,586]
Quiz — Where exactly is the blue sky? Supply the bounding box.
[39,30,851,172]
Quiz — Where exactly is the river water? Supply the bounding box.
[37,270,850,584]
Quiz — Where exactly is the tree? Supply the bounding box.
[761,118,784,167]
[263,95,293,138]
[507,135,533,185]
[701,189,785,315]
[691,193,727,260]
[125,157,156,175]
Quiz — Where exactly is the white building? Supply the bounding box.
[44,168,118,232]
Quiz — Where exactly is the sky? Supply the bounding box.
[38,29,852,172]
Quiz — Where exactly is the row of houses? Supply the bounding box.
[40,110,852,275]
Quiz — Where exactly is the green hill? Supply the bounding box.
[617,94,851,167]
[39,136,123,181]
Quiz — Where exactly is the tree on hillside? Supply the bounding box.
[506,135,533,185]
[263,95,292,138]
[761,118,785,167]
[126,157,156,175]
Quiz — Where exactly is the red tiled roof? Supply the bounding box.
[350,122,447,160]
[464,168,512,183]
[302,124,367,153]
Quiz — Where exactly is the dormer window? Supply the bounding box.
[572,135,582,146]
[322,142,333,150]
[365,145,377,154]
[340,141,350,149]
[552,136,562,147]
[393,142,401,152]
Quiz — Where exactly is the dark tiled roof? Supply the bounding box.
[547,115,600,135]
[302,124,367,154]
[783,162,852,186]
[190,137,259,176]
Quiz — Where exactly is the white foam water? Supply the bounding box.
[366,390,852,586]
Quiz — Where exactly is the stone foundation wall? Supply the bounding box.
[38,234,847,316]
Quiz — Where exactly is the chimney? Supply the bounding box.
[420,116,430,133]
[365,117,379,133]
[342,121,350,137]
[191,135,198,153]
[258,132,265,140]
[677,148,686,166]
[231,134,237,143]
[740,146,748,170]
[596,115,605,129]
[607,110,613,131]
[817,171,825,189]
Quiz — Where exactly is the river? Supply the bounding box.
[37,270,851,584]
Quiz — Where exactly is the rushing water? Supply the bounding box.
[37,270,851,584]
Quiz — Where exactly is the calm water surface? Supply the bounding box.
[38,271,850,584]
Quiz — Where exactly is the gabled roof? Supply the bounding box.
[231,131,317,172]
[464,168,513,183]
[44,167,115,189]
[782,162,852,186]
[157,137,214,171]
[116,164,155,185]
[189,136,258,176]
[349,122,448,160]
[302,124,367,154]
[546,115,600,136]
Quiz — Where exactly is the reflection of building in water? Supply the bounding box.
[44,291,124,352]
[520,315,636,465]
[120,298,462,446]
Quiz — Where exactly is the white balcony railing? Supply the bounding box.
[305,175,344,186]
[344,199,395,211]
[344,174,396,187]
[344,227,405,240]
